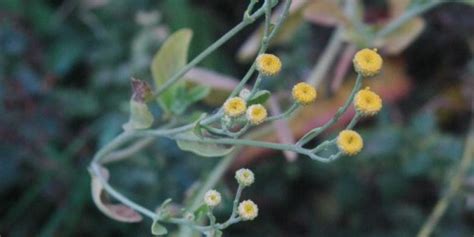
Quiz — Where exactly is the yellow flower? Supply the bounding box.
[238,200,259,221]
[246,104,267,125]
[223,97,247,117]
[354,87,382,116]
[256,54,282,76]
[292,82,317,105]
[353,48,383,77]
[204,190,222,207]
[235,168,255,186]
[337,130,364,156]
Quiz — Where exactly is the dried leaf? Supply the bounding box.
[91,167,143,223]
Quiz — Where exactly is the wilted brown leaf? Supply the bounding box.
[91,166,143,223]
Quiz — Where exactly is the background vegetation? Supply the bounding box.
[0,0,473,236]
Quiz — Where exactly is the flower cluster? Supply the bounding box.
[203,168,258,221]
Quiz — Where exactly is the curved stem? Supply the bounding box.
[416,128,474,237]
[376,1,444,39]
[266,103,299,122]
[297,74,363,146]
[153,3,272,98]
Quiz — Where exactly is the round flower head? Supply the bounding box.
[354,87,382,116]
[223,97,247,117]
[238,200,259,221]
[204,190,222,207]
[337,130,364,156]
[353,48,383,77]
[235,168,255,186]
[256,54,282,76]
[292,82,317,105]
[246,104,267,125]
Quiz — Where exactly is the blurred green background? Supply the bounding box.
[0,0,473,236]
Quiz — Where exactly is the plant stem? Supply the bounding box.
[416,127,474,237]
[153,2,272,98]
[376,1,444,39]
[297,74,363,146]
[266,103,299,122]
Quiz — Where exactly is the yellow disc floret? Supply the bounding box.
[235,168,255,186]
[337,130,364,156]
[204,190,222,207]
[292,82,317,105]
[238,200,259,221]
[246,104,267,125]
[353,48,383,77]
[256,54,282,76]
[354,87,382,116]
[223,97,247,117]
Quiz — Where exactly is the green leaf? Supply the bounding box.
[177,132,234,157]
[151,29,193,112]
[156,198,173,218]
[193,204,209,220]
[123,100,154,131]
[248,90,271,105]
[214,230,223,237]
[170,85,210,115]
[193,113,208,138]
[151,220,168,236]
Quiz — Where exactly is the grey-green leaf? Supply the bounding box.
[123,100,154,131]
[151,29,193,112]
[151,220,168,236]
[176,132,234,157]
[247,90,271,105]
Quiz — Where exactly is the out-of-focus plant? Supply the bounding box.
[89,0,390,235]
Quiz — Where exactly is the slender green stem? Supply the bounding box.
[231,185,244,219]
[248,74,264,99]
[416,127,474,237]
[346,112,362,130]
[297,74,363,146]
[90,164,156,219]
[227,0,292,99]
[153,3,271,98]
[266,103,299,122]
[376,1,444,39]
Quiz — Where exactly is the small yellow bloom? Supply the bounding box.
[292,82,317,105]
[353,48,383,77]
[256,54,282,76]
[223,97,247,117]
[337,130,364,156]
[354,87,382,116]
[204,190,222,207]
[246,104,267,125]
[235,168,255,186]
[238,200,259,221]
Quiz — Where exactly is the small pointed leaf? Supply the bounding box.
[247,90,271,105]
[151,220,168,236]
